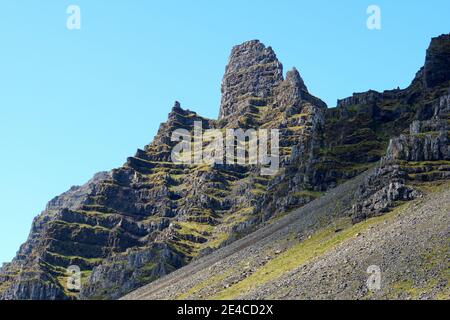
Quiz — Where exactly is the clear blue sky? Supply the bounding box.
[0,0,448,264]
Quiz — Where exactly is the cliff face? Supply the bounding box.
[351,88,450,223]
[1,35,449,300]
[424,34,450,89]
[219,40,284,121]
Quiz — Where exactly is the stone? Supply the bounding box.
[2,34,449,300]
[219,40,283,121]
[423,34,450,88]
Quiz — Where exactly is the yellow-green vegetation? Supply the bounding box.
[330,140,386,158]
[260,112,284,130]
[203,205,259,251]
[400,160,450,167]
[436,287,450,300]
[169,240,201,258]
[77,203,117,214]
[46,251,103,265]
[169,183,188,193]
[287,125,306,132]
[251,183,266,196]
[175,269,234,300]
[0,281,10,293]
[291,190,324,199]
[76,210,112,217]
[53,220,110,232]
[279,147,292,157]
[221,207,253,225]
[212,204,407,299]
[289,113,308,120]
[0,267,19,292]
[386,279,426,300]
[204,187,229,199]
[202,232,230,250]
[390,239,450,300]
[186,207,215,217]
[56,269,92,297]
[171,220,220,257]
[313,157,375,173]
[408,170,443,179]
[412,131,441,138]
[137,262,161,283]
[176,221,213,236]
[413,180,450,194]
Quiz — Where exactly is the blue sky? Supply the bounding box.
[0,0,448,264]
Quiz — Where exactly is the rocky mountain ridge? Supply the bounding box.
[1,34,449,300]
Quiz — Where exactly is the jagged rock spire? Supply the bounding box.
[278,67,327,113]
[285,67,308,92]
[424,33,450,88]
[171,100,182,112]
[219,40,284,120]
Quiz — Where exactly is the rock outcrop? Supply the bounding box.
[219,40,284,122]
[352,87,450,223]
[424,34,450,88]
[1,34,449,300]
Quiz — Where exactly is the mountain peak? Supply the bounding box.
[228,40,277,62]
[171,100,182,112]
[219,40,284,120]
[424,33,450,88]
[286,67,308,92]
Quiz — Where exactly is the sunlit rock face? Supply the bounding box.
[219,40,284,122]
[1,34,449,300]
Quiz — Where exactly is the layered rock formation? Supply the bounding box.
[1,34,449,300]
[219,40,284,122]
[424,34,450,88]
[352,88,450,223]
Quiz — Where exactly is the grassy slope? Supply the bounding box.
[155,181,449,300]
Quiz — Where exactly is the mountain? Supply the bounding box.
[1,35,449,300]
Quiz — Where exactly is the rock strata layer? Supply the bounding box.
[1,34,449,300]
